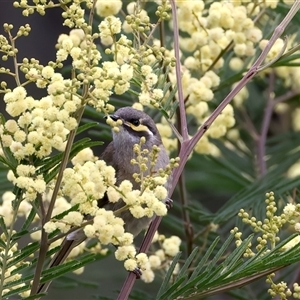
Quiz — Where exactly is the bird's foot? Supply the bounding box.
[132,267,142,279]
[165,198,173,210]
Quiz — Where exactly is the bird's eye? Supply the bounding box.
[130,119,140,126]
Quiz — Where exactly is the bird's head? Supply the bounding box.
[108,107,162,147]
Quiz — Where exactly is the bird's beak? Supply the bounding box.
[109,114,120,122]
[104,114,120,122]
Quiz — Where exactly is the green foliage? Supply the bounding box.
[156,234,300,300]
[2,1,300,300]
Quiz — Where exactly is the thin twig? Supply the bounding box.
[257,71,275,177]
[7,30,20,86]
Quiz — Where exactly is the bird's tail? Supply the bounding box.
[37,229,87,295]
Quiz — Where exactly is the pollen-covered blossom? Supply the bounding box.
[111,181,168,219]
[95,0,122,17]
[126,232,183,283]
[162,235,182,256]
[71,147,98,165]
[156,119,177,153]
[7,167,46,202]
[3,86,29,117]
[61,159,116,214]
[283,203,296,217]
[99,16,122,45]
[178,1,262,72]
[85,208,126,245]
[0,191,31,226]
[1,79,81,161]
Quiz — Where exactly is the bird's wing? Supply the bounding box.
[100,141,115,166]
[98,141,117,208]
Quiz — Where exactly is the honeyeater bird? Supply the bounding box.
[38,107,170,294]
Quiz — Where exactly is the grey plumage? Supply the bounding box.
[37,107,170,294]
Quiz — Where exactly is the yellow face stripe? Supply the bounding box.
[125,121,149,132]
[126,122,149,132]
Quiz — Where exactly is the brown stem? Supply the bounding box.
[256,71,275,177]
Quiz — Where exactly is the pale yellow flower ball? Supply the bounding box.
[5,119,19,133]
[124,258,138,271]
[130,206,146,219]
[149,255,161,269]
[155,249,165,261]
[118,232,134,246]
[73,267,85,275]
[63,211,83,226]
[229,57,244,71]
[115,245,136,261]
[132,102,143,111]
[44,221,58,233]
[287,161,300,178]
[42,66,55,79]
[141,269,155,283]
[283,203,296,216]
[233,43,247,56]
[96,0,122,17]
[84,224,96,238]
[71,148,96,166]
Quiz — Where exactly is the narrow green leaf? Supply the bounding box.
[175,247,199,281]
[51,203,80,220]
[220,235,253,273]
[76,122,100,135]
[0,238,6,248]
[205,233,235,274]
[1,282,32,298]
[40,253,103,283]
[157,277,186,300]
[189,236,220,281]
[20,207,37,231]
[11,229,30,241]
[0,216,8,237]
[3,253,102,291]
[0,145,18,170]
[0,113,6,124]
[156,251,182,299]
[7,242,40,268]
[22,293,47,300]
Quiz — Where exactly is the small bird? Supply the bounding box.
[38,107,170,293]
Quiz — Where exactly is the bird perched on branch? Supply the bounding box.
[38,106,170,294]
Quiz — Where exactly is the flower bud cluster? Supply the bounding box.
[61,159,116,215]
[0,230,31,298]
[178,2,262,72]
[230,188,300,298]
[232,191,300,266]
[13,0,62,16]
[293,283,300,299]
[7,165,46,201]
[266,274,292,299]
[1,85,80,161]
[139,232,182,283]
